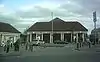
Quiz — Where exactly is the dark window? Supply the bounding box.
[32,34,36,41]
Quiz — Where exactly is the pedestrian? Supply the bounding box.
[2,41,6,51]
[6,39,11,53]
[25,41,29,50]
[4,44,6,51]
[29,41,33,52]
[16,39,20,51]
[10,41,13,48]
[13,42,16,51]
[78,36,83,48]
[75,36,82,51]
[86,38,91,48]
[76,42,80,51]
[14,39,20,51]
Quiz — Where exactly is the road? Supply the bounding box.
[0,45,100,62]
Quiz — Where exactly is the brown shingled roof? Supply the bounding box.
[27,17,88,32]
[0,22,20,33]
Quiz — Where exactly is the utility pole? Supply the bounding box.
[93,11,97,45]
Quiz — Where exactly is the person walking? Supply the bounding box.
[25,41,28,50]
[29,41,33,52]
[16,39,20,51]
[14,39,20,51]
[4,42,6,51]
[86,38,91,48]
[6,39,11,53]
[76,42,80,51]
[14,42,16,51]
[75,35,82,51]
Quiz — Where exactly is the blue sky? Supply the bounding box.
[0,0,100,34]
[2,0,40,10]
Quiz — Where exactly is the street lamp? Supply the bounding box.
[93,11,97,45]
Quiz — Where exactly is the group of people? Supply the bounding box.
[3,38,20,53]
[75,36,91,50]
[25,41,40,52]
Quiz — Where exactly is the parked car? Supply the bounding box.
[32,39,45,45]
[0,41,5,47]
[54,40,68,44]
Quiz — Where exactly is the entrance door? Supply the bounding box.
[64,33,71,42]
[53,33,61,42]
[43,34,50,43]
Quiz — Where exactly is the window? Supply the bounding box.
[32,34,36,41]
[37,34,42,40]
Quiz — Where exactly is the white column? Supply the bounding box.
[61,33,64,41]
[50,33,52,43]
[1,34,3,41]
[14,36,16,43]
[71,33,73,42]
[0,34,1,45]
[2,35,4,41]
[42,33,43,40]
[82,33,85,42]
[52,33,53,43]
[1,34,3,43]
[76,33,78,43]
[36,33,37,40]
[50,33,53,43]
[0,34,1,42]
[16,36,18,41]
[30,34,32,42]
[27,35,29,42]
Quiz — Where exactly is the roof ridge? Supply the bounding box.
[49,17,65,22]
[0,22,9,24]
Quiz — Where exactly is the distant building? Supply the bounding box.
[26,17,88,43]
[90,28,100,43]
[0,22,21,45]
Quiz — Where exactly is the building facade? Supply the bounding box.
[26,18,88,43]
[0,22,21,45]
[90,28,100,43]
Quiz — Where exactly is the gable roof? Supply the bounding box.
[0,22,20,33]
[27,18,88,32]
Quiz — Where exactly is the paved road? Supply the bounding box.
[0,45,100,62]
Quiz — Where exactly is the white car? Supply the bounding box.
[0,42,5,47]
[32,40,45,45]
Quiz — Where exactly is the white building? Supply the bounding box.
[0,22,21,45]
[26,18,88,43]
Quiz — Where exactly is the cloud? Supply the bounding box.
[17,3,81,18]
[17,6,52,18]
[0,4,21,23]
[70,0,100,14]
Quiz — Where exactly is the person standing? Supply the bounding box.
[6,39,11,53]
[25,41,29,50]
[10,41,13,48]
[16,39,20,51]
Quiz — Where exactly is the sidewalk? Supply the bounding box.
[0,43,100,57]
